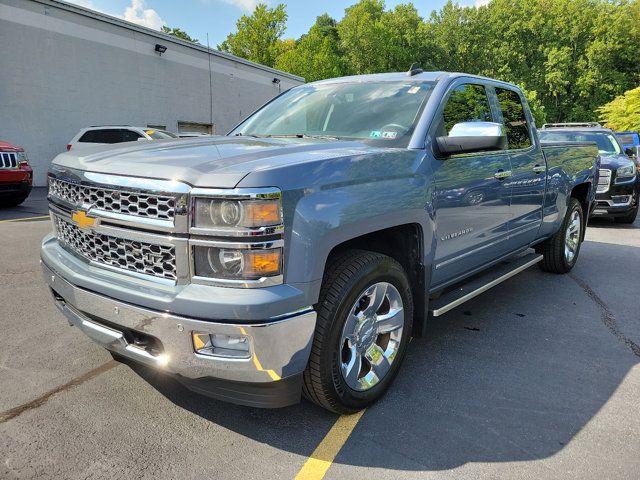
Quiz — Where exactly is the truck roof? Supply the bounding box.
[310,71,520,89]
[539,126,614,134]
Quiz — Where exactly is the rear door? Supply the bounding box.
[431,82,513,287]
[494,87,545,244]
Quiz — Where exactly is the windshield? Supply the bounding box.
[539,131,622,155]
[230,81,437,147]
[146,129,178,139]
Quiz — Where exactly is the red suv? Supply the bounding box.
[0,141,33,206]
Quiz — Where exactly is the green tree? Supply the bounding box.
[336,0,387,74]
[598,87,640,131]
[275,15,345,81]
[161,26,198,43]
[218,3,287,67]
[378,3,424,72]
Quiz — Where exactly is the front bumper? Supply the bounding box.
[0,179,31,198]
[592,184,637,217]
[42,260,317,408]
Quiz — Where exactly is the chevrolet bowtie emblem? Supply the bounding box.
[71,210,96,229]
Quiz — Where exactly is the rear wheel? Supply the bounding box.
[302,250,413,413]
[536,197,583,273]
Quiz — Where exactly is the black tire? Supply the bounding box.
[536,197,584,274]
[614,203,638,224]
[302,249,413,414]
[3,194,28,207]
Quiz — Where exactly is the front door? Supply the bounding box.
[431,83,513,287]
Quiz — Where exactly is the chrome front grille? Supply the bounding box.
[53,215,177,281]
[48,177,176,221]
[0,152,18,169]
[597,169,611,194]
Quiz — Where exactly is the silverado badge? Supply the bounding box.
[71,210,96,230]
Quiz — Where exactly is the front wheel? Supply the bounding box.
[3,194,29,207]
[302,250,413,413]
[536,197,584,273]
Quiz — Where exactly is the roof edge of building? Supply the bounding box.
[29,0,305,83]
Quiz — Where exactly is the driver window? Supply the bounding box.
[441,84,493,136]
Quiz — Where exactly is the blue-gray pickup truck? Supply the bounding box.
[41,70,599,413]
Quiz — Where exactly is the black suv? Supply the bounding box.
[540,123,639,224]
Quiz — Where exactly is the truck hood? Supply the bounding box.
[52,136,373,188]
[599,153,636,170]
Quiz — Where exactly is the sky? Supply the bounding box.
[65,0,488,47]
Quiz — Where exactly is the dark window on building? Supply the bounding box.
[496,88,532,150]
[441,84,493,135]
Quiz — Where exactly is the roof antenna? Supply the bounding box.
[407,63,423,76]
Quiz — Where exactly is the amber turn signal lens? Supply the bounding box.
[244,201,281,227]
[244,250,281,276]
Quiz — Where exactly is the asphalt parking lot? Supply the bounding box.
[1,192,639,480]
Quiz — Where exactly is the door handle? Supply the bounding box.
[533,165,546,174]
[494,170,512,180]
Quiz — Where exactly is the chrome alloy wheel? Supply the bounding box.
[564,209,581,263]
[339,282,404,391]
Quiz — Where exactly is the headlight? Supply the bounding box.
[17,151,29,166]
[190,188,284,287]
[616,163,636,179]
[193,197,282,230]
[193,244,282,281]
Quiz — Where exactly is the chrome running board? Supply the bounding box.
[429,253,543,317]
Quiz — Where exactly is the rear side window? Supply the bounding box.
[496,88,532,150]
[78,129,142,143]
[441,84,493,135]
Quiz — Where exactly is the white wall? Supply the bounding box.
[0,0,303,185]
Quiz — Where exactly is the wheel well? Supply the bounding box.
[326,224,426,336]
[571,183,590,241]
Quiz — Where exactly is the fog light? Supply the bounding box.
[192,332,250,359]
[611,195,631,205]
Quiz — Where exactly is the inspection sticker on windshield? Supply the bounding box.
[407,86,420,94]
[382,131,398,139]
[370,130,382,138]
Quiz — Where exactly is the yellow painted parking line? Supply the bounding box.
[295,409,365,480]
[0,215,49,223]
[238,326,281,381]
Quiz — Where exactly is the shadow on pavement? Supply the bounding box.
[125,240,639,472]
[588,215,638,230]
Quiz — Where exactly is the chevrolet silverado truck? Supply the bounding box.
[0,141,33,206]
[41,70,599,413]
[540,123,639,224]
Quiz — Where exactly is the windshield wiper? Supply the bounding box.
[262,133,340,140]
[234,133,266,138]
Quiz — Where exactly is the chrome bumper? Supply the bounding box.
[42,260,317,386]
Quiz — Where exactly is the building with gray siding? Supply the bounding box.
[0,0,304,185]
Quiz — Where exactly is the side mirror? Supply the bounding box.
[436,121,507,157]
[625,147,635,158]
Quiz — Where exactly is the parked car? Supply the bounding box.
[42,70,599,413]
[67,126,178,151]
[0,141,33,207]
[540,124,639,224]
[616,131,640,158]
